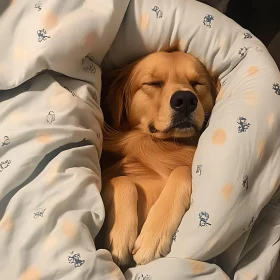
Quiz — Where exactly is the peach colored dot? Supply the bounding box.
[21,266,41,280]
[62,220,77,237]
[245,91,259,106]
[248,66,259,77]
[49,85,76,109]
[216,88,224,102]
[257,140,265,159]
[14,46,28,62]
[178,39,186,51]
[10,0,16,6]
[37,132,52,144]
[222,184,233,200]
[43,235,57,251]
[212,128,227,145]
[46,163,59,185]
[218,37,228,49]
[140,14,149,30]
[268,113,275,128]
[41,11,57,29]
[243,271,254,280]
[5,111,27,124]
[208,236,219,250]
[84,32,95,50]
[189,260,206,274]
[0,215,14,232]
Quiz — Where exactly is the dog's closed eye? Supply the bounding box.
[143,81,163,88]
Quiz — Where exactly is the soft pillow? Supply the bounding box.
[102,0,280,278]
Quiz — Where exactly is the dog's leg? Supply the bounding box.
[102,176,138,266]
[133,166,192,265]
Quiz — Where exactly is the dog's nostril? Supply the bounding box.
[190,98,198,106]
[174,98,184,108]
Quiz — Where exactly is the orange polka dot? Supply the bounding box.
[0,214,14,232]
[212,128,227,145]
[49,84,76,109]
[257,140,265,159]
[62,220,77,237]
[216,88,224,102]
[189,260,206,274]
[222,184,233,200]
[268,113,275,128]
[41,11,57,29]
[208,236,218,250]
[245,91,259,106]
[46,163,59,185]
[218,37,228,49]
[43,235,57,251]
[140,14,149,30]
[243,271,254,280]
[84,32,95,50]
[248,66,259,77]
[21,266,41,280]
[10,0,16,6]
[14,46,28,62]
[5,111,27,124]
[37,132,52,144]
[179,39,186,51]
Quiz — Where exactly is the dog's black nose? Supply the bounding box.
[170,90,198,115]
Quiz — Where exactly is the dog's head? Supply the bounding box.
[104,49,219,139]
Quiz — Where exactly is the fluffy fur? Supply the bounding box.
[97,48,220,267]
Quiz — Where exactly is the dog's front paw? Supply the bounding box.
[104,220,138,266]
[132,219,173,265]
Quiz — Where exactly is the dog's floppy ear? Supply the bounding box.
[103,61,137,129]
[209,71,221,98]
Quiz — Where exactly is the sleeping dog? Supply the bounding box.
[98,46,220,267]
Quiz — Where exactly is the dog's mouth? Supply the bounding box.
[149,112,211,135]
[164,118,198,133]
[149,118,198,134]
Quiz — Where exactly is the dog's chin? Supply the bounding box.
[148,125,198,140]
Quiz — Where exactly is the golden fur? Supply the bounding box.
[98,48,219,267]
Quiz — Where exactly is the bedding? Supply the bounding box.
[0,0,279,279]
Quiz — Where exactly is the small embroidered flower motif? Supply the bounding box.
[199,211,211,227]
[196,164,202,176]
[137,274,152,280]
[33,208,46,219]
[237,117,250,133]
[68,252,85,267]
[37,29,50,42]
[255,46,263,52]
[34,1,42,11]
[248,217,254,228]
[82,56,96,73]
[0,160,11,172]
[244,32,252,39]
[172,229,179,242]
[63,86,76,97]
[203,14,214,28]
[1,136,10,147]
[242,175,249,191]
[151,6,163,18]
[46,111,55,124]
[238,47,248,57]
[273,83,280,95]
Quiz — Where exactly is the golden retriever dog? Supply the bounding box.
[98,46,220,267]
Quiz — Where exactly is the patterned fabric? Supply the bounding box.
[0,0,279,279]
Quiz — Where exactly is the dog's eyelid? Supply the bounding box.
[190,80,204,87]
[143,81,163,87]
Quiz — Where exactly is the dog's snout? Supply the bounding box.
[170,90,198,115]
